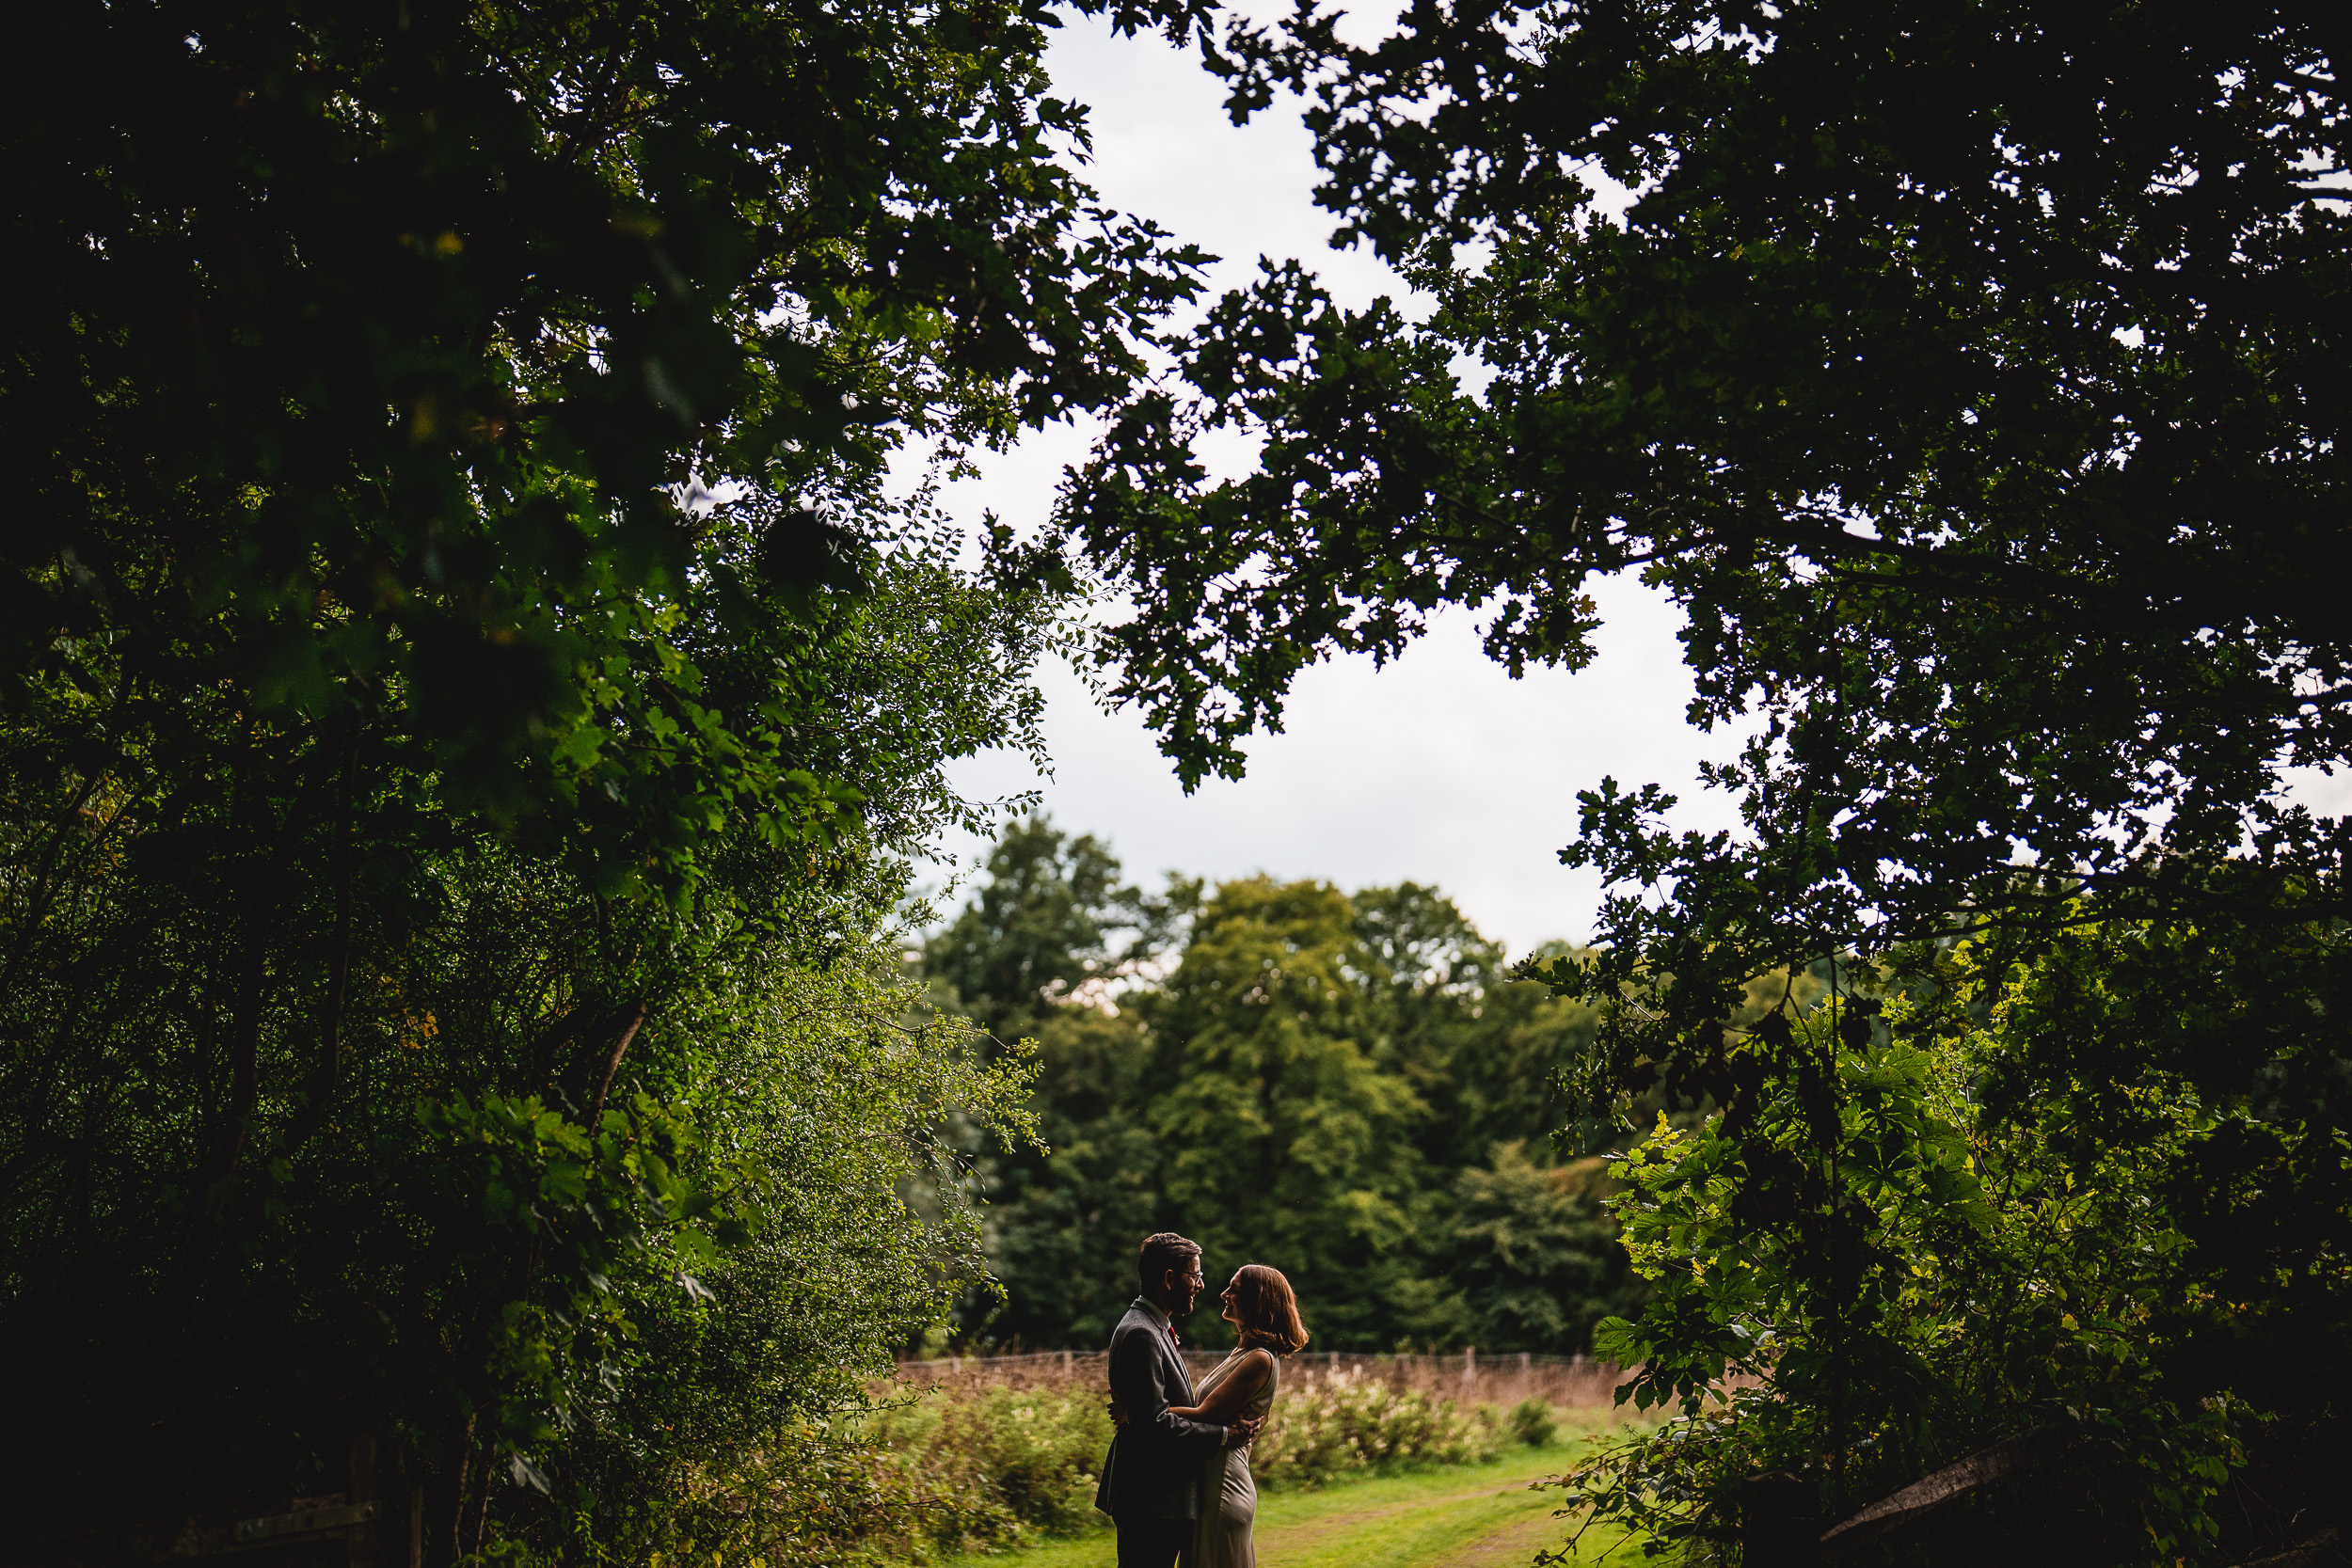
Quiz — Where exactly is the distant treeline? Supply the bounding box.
[921,818,1647,1354]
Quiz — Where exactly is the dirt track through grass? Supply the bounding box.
[940,1432,1635,1568]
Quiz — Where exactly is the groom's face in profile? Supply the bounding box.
[1156,1257,1206,1317]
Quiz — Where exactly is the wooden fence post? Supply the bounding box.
[347,1432,378,1568]
[1742,1471,1820,1568]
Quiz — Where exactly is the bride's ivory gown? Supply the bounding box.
[1189,1347,1280,1568]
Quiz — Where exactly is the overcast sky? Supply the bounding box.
[911,13,1746,958]
[915,11,2349,956]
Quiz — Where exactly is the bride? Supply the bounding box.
[1165,1264,1309,1568]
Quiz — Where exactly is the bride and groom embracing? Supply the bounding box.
[1094,1231,1311,1568]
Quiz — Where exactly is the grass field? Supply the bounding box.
[938,1432,1638,1568]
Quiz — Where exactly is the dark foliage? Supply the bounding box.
[1039,3,2350,1560]
[2,0,1238,1556]
[926,818,1646,1354]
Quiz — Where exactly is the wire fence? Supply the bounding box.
[894,1348,1631,1407]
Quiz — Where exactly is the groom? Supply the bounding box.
[1095,1231,1262,1567]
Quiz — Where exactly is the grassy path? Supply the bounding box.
[941,1437,1634,1568]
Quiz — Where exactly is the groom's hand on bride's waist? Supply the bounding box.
[1222,1416,1262,1449]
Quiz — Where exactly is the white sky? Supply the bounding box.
[916,11,2351,956]
[918,14,1746,956]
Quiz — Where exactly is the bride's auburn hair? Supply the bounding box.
[1229,1263,1309,1354]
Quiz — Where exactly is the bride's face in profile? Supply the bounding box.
[1219,1281,1244,1333]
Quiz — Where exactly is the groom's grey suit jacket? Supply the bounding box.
[1094,1296,1228,1521]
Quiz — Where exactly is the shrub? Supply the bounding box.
[866,1384,1116,1556]
[649,1367,1521,1562]
[1509,1398,1559,1448]
[624,1418,951,1568]
[1251,1366,1503,1489]
[614,1384,1112,1567]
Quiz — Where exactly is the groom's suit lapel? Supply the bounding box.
[1163,1313,1195,1401]
[1132,1295,1195,1402]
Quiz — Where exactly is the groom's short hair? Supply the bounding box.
[1137,1231,1200,1291]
